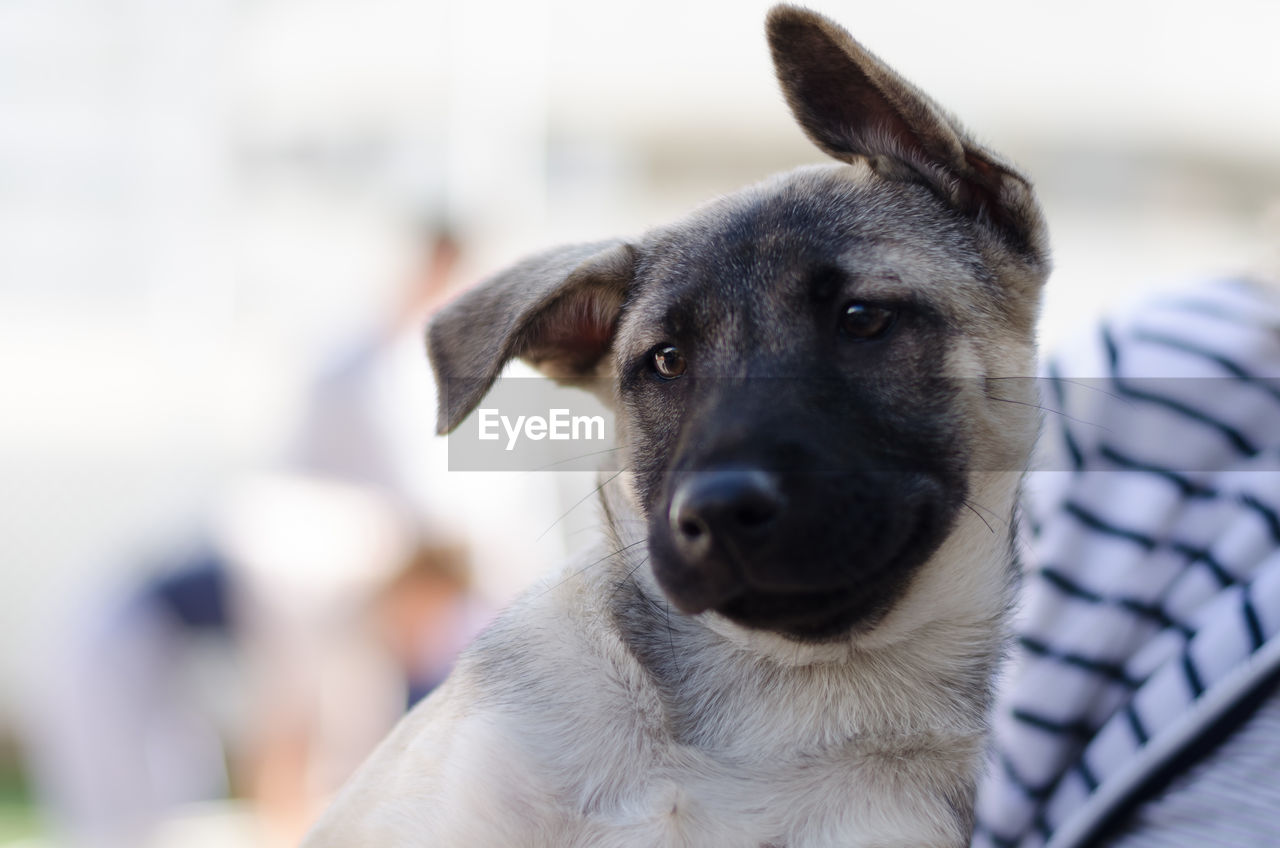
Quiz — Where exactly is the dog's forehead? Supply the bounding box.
[619,165,994,346]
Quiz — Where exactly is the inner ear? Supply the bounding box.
[518,282,627,380]
[428,239,635,435]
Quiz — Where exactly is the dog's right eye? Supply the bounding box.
[839,302,897,341]
[651,345,687,379]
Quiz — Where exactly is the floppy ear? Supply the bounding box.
[427,240,635,434]
[766,5,1046,261]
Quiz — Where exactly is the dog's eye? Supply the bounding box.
[651,345,687,379]
[839,302,896,340]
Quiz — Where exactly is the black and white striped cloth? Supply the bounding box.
[973,279,1280,848]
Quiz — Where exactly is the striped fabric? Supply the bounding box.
[972,279,1280,848]
[1108,681,1280,847]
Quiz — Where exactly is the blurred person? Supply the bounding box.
[293,219,568,599]
[21,474,416,848]
[20,222,563,847]
[291,224,462,501]
[217,473,419,848]
[20,546,241,848]
[371,539,492,710]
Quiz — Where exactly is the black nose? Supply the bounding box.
[669,470,784,562]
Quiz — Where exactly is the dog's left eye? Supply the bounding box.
[651,345,687,379]
[839,302,896,340]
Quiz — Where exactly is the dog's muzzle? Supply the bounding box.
[648,460,962,640]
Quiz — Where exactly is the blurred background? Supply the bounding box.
[0,0,1277,845]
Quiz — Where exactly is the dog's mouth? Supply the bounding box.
[713,586,892,641]
[673,537,923,641]
[645,477,955,641]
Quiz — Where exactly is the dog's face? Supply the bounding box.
[615,171,997,639]
[428,5,1050,642]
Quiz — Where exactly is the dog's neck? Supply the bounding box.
[597,470,1019,754]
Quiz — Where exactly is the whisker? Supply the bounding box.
[962,496,1006,524]
[621,555,650,587]
[962,501,995,534]
[964,496,1012,533]
[608,554,652,606]
[534,537,648,599]
[1013,375,1129,405]
[531,445,627,472]
[983,393,1109,432]
[665,599,682,677]
[535,468,628,541]
[566,516,645,540]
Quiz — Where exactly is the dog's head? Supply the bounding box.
[428,6,1049,642]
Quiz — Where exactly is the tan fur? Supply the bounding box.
[305,476,1019,847]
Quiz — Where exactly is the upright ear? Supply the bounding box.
[766,5,1047,263]
[427,240,636,434]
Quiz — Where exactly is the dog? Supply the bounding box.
[302,6,1049,847]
